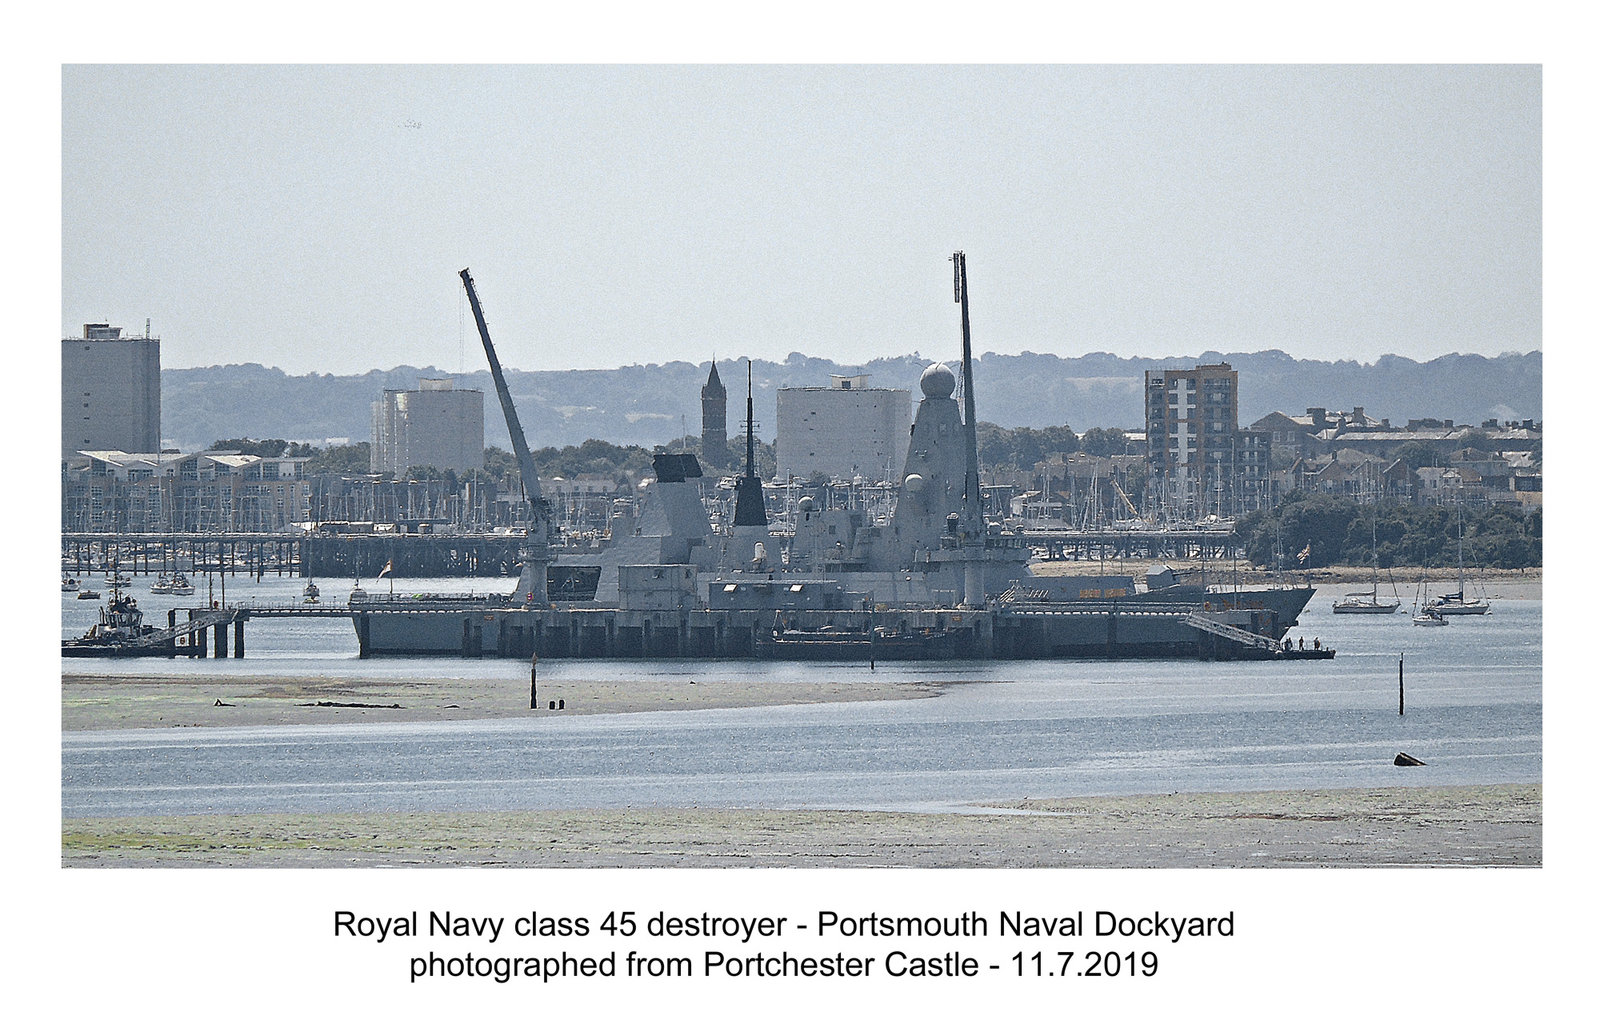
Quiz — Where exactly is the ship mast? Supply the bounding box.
[953,252,982,536]
[732,360,767,527]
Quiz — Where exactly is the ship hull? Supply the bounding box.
[350,586,1315,661]
[1332,601,1401,614]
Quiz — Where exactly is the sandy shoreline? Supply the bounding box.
[61,783,1541,868]
[61,673,943,732]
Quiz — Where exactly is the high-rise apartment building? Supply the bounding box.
[371,378,485,476]
[62,323,161,456]
[1145,362,1243,516]
[776,374,911,482]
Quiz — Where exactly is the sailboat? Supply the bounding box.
[149,537,195,595]
[1412,570,1449,626]
[1413,604,1449,626]
[1332,516,1401,614]
[1430,508,1490,615]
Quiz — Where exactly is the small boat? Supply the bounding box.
[62,576,82,593]
[77,589,101,600]
[149,572,196,596]
[769,624,958,660]
[302,579,321,603]
[105,571,132,588]
[1413,606,1449,627]
[1332,589,1401,614]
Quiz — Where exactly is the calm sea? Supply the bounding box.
[62,574,1541,817]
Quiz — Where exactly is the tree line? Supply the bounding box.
[1234,493,1541,571]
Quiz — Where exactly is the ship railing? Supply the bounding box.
[999,601,1203,617]
[346,592,510,611]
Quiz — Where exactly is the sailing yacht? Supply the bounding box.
[1332,517,1401,614]
[1411,569,1449,626]
[1430,509,1490,615]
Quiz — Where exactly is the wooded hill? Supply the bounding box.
[161,349,1542,454]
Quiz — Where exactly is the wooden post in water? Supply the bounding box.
[530,654,538,710]
[1399,652,1405,716]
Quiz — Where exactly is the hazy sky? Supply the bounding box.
[62,64,1540,374]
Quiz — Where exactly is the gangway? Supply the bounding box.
[127,608,242,649]
[1180,611,1284,653]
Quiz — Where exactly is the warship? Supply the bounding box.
[350,258,1316,660]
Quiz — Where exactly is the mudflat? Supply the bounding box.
[61,673,942,732]
[62,783,1540,868]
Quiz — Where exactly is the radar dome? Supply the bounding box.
[798,496,817,512]
[920,363,956,399]
[901,473,925,493]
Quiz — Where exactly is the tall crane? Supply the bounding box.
[459,268,550,607]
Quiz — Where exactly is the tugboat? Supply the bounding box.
[62,588,161,656]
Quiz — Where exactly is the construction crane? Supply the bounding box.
[459,268,551,607]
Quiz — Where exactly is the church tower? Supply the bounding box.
[700,359,730,468]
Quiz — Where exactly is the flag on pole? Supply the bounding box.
[1296,542,1312,563]
[378,559,393,579]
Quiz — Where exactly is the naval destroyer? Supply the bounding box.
[350,258,1316,660]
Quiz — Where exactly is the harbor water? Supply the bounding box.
[62,574,1542,817]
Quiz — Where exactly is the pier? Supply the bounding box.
[60,531,528,579]
[62,528,1244,577]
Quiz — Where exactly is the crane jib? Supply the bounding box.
[458,268,545,507]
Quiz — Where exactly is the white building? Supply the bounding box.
[62,323,161,457]
[371,378,485,476]
[776,374,911,483]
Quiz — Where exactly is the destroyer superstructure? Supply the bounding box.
[351,259,1317,660]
